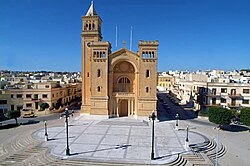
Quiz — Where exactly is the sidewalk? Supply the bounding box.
[33,115,207,165]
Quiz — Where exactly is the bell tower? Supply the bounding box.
[81,2,111,115]
[81,1,103,113]
[81,1,102,41]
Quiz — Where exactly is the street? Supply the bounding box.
[157,92,250,166]
[157,92,198,121]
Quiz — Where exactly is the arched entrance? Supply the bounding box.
[111,61,136,117]
[119,99,128,117]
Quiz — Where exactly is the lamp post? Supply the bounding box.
[215,126,220,166]
[60,108,72,155]
[44,121,48,141]
[175,113,179,130]
[185,125,189,147]
[149,110,156,160]
[65,108,70,155]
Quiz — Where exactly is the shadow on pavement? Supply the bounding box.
[0,123,19,130]
[70,144,132,156]
[154,150,191,160]
[220,124,250,132]
[157,93,198,122]
[21,120,40,125]
[48,136,76,141]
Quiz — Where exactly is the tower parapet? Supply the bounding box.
[138,40,159,59]
[139,40,159,46]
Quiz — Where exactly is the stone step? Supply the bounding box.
[3,153,30,163]
[204,140,216,153]
[209,144,227,159]
[24,147,47,154]
[182,152,205,161]
[167,154,187,166]
[190,153,215,166]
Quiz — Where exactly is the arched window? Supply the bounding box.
[117,77,131,92]
[97,86,101,92]
[152,51,154,58]
[97,69,101,77]
[92,23,95,30]
[102,52,106,58]
[146,87,149,93]
[142,51,145,58]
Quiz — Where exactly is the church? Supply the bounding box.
[81,2,159,117]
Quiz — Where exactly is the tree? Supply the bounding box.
[39,102,50,111]
[208,106,232,126]
[6,110,21,124]
[240,108,250,126]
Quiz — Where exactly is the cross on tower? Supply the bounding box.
[122,41,126,48]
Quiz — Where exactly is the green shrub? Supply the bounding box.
[208,106,232,125]
[39,102,49,111]
[240,108,250,126]
[231,109,240,118]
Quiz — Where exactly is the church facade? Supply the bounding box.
[81,3,159,117]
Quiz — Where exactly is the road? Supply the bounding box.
[157,92,250,166]
[0,108,80,126]
[157,92,198,121]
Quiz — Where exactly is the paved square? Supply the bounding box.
[33,115,206,164]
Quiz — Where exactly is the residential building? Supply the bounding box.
[157,74,174,92]
[1,82,81,117]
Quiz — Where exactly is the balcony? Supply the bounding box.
[228,93,242,99]
[32,98,41,102]
[206,93,221,97]
[113,92,135,98]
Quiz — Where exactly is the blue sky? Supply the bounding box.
[0,0,250,72]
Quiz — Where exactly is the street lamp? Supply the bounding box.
[61,108,73,156]
[215,126,220,166]
[185,125,189,147]
[44,121,48,141]
[175,113,179,130]
[149,110,156,160]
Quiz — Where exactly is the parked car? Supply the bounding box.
[23,112,35,118]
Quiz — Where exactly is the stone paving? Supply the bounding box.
[33,115,207,165]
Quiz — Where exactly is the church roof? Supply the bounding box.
[109,48,139,59]
[86,1,98,16]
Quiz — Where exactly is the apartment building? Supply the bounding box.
[0,91,10,120]
[170,70,250,111]
[157,74,174,92]
[1,81,81,116]
[205,83,250,109]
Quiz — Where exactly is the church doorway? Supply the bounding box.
[119,99,128,117]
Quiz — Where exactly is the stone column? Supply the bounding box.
[116,98,119,117]
[132,99,134,115]
[113,99,115,116]
[128,99,131,116]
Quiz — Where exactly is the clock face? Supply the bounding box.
[87,42,91,47]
